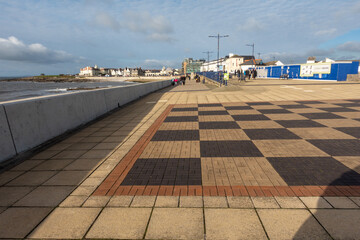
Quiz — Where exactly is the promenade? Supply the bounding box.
[1,78,360,239]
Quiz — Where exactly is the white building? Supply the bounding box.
[200,58,226,72]
[79,65,100,76]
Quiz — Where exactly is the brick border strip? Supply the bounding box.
[107,185,360,197]
[93,104,175,196]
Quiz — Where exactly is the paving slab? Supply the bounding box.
[131,196,156,207]
[179,196,203,208]
[0,207,52,238]
[205,209,267,240]
[33,159,73,171]
[275,197,306,209]
[324,197,359,208]
[10,160,44,171]
[300,197,333,209]
[258,209,331,239]
[43,170,88,185]
[0,186,34,206]
[0,171,24,185]
[146,208,204,239]
[70,185,97,196]
[14,186,74,207]
[59,195,88,207]
[227,196,254,208]
[310,209,360,239]
[155,196,179,207]
[350,197,360,207]
[86,208,151,239]
[107,196,134,207]
[29,207,100,239]
[204,196,228,208]
[82,196,110,207]
[252,197,280,208]
[6,171,57,186]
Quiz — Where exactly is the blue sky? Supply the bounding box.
[0,0,360,76]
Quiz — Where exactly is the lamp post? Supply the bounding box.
[246,43,255,59]
[203,51,213,82]
[209,34,229,83]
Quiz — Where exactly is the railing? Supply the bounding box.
[197,71,224,83]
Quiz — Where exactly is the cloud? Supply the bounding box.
[94,12,120,31]
[0,36,81,64]
[144,59,178,68]
[337,41,360,52]
[92,11,174,42]
[237,18,264,32]
[315,28,337,36]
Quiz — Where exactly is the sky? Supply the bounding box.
[0,0,360,76]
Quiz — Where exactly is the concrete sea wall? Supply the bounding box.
[0,80,171,164]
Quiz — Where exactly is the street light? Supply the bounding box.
[246,43,255,59]
[209,34,229,83]
[203,51,213,81]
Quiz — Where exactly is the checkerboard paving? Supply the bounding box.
[94,99,360,197]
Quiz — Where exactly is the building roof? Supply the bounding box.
[241,59,263,65]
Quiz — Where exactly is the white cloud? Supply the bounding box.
[337,41,360,52]
[315,28,337,36]
[144,59,178,68]
[0,36,81,64]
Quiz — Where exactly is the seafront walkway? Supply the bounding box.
[1,78,360,239]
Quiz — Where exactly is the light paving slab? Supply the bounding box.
[324,197,359,208]
[59,195,88,207]
[155,196,179,207]
[258,209,331,240]
[227,196,253,208]
[107,196,134,207]
[300,197,333,209]
[146,208,204,239]
[82,196,110,207]
[29,207,100,239]
[131,196,156,207]
[70,185,97,196]
[275,197,306,209]
[14,186,74,207]
[179,196,203,208]
[350,197,360,207]
[310,209,360,239]
[0,207,52,239]
[86,208,151,239]
[252,197,280,208]
[205,209,267,240]
[204,196,228,208]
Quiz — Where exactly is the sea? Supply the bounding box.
[0,77,135,102]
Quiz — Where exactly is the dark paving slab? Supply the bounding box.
[267,157,360,186]
[335,127,360,138]
[199,121,240,129]
[200,141,263,157]
[198,111,229,115]
[308,139,360,156]
[172,107,198,112]
[276,120,325,128]
[300,112,345,119]
[232,114,270,121]
[164,116,198,122]
[121,158,202,186]
[244,129,301,140]
[152,130,200,141]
